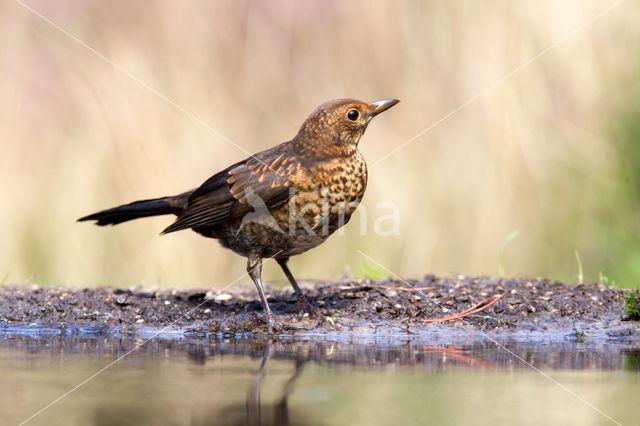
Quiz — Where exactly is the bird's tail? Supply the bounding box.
[78,196,184,226]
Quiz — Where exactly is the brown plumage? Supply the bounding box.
[79,98,399,332]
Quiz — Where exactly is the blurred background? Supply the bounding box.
[1,0,639,289]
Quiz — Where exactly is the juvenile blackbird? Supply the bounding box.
[79,98,399,332]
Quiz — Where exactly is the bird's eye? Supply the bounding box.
[347,109,360,121]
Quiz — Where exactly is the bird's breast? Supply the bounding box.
[275,152,367,233]
[298,152,367,209]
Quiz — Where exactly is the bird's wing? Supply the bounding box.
[162,144,298,234]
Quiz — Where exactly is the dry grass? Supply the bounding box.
[1,0,639,288]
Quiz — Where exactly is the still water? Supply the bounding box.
[1,334,638,426]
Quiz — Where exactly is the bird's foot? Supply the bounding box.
[288,295,321,320]
[264,313,282,334]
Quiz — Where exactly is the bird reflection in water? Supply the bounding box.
[189,340,309,426]
[244,342,306,426]
[187,341,493,426]
[90,340,495,426]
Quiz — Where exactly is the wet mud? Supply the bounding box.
[1,276,638,344]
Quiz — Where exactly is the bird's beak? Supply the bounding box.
[369,99,400,117]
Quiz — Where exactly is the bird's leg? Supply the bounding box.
[247,254,279,333]
[277,257,318,318]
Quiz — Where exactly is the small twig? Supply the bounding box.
[422,292,507,323]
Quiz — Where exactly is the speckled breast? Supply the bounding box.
[217,152,368,258]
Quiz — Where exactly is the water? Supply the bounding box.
[1,332,638,426]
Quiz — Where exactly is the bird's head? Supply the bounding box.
[293,98,399,160]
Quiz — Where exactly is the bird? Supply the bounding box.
[78,98,399,332]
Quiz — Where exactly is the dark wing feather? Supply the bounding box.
[162,143,298,234]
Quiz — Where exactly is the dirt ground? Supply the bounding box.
[0,276,638,341]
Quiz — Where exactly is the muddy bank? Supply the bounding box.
[1,276,638,343]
